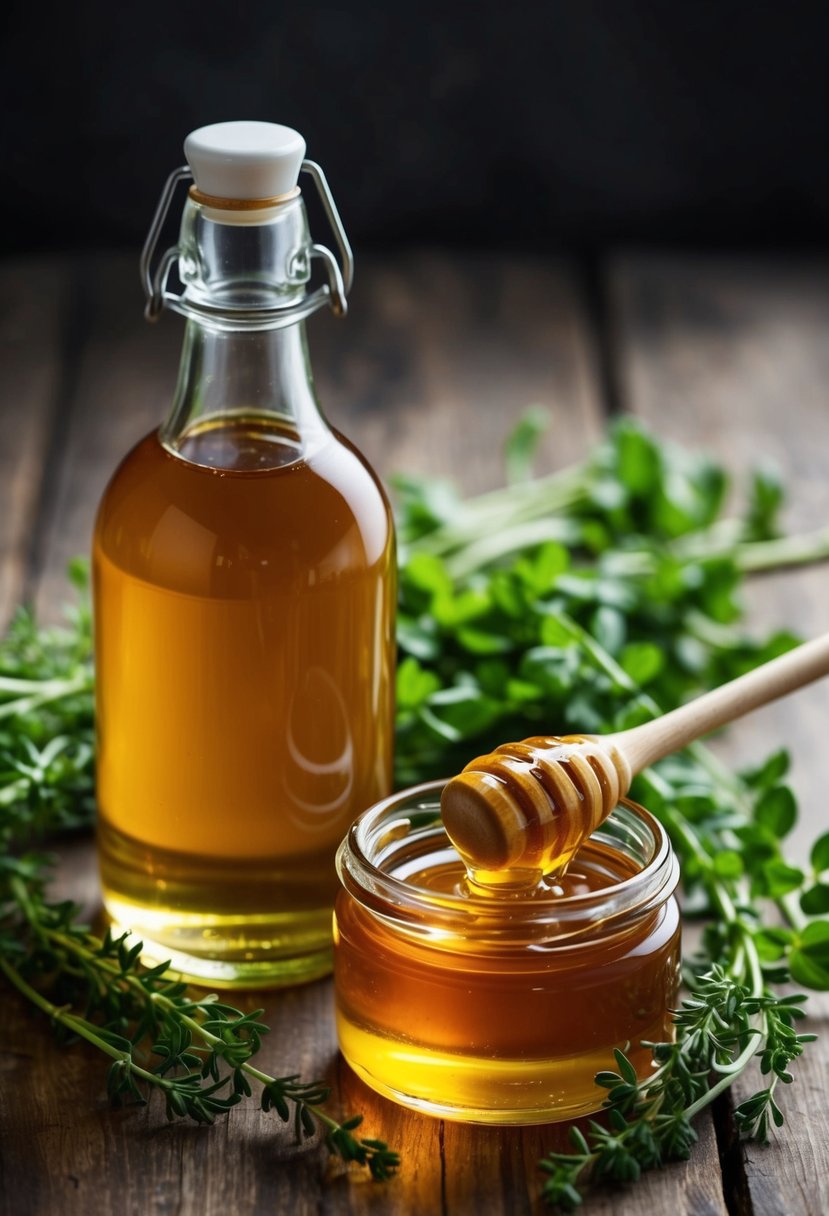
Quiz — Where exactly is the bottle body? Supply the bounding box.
[97,131,392,985]
[94,399,395,985]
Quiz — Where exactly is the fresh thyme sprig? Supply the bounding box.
[540,969,814,1209]
[0,861,398,1179]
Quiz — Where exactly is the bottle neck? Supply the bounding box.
[160,319,329,469]
[159,192,331,469]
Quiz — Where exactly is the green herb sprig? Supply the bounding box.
[540,969,814,1208]
[0,559,95,842]
[0,858,398,1178]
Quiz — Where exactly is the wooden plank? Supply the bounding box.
[31,254,182,621]
[611,253,829,1216]
[440,1113,726,1216]
[0,256,73,627]
[312,251,604,491]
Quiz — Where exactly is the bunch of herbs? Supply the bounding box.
[2,416,829,1202]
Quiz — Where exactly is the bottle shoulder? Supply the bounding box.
[95,429,395,596]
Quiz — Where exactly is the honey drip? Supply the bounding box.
[94,418,396,985]
[440,734,631,884]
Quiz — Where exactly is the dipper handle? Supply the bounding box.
[441,632,829,884]
[609,631,829,776]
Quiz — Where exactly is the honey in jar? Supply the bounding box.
[94,123,396,987]
[334,782,680,1123]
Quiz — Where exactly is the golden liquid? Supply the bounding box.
[334,842,680,1123]
[94,418,396,986]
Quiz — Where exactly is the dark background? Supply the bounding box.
[2,0,829,254]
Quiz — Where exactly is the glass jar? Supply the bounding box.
[334,781,680,1125]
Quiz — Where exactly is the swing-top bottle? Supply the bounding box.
[93,121,396,986]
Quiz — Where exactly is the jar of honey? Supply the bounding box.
[334,781,680,1124]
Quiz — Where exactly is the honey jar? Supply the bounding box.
[334,781,680,1124]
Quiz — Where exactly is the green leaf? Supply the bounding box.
[613,420,660,495]
[592,606,626,656]
[753,927,793,962]
[402,552,452,597]
[789,921,829,990]
[528,542,570,592]
[755,787,797,839]
[396,657,440,709]
[506,678,542,705]
[619,642,664,687]
[746,462,784,540]
[733,822,780,868]
[456,628,512,655]
[392,473,459,540]
[697,558,741,624]
[811,832,829,875]
[67,557,91,590]
[504,406,549,484]
[396,616,440,661]
[539,617,577,648]
[741,749,790,791]
[756,859,804,898]
[800,884,829,917]
[712,851,744,880]
[520,647,581,697]
[423,686,500,739]
[432,588,490,628]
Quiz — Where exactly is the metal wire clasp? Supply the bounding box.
[139,161,354,326]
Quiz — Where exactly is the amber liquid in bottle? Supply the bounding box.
[95,414,395,986]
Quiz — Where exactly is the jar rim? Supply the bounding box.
[337,779,679,939]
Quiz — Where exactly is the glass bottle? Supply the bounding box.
[93,122,396,987]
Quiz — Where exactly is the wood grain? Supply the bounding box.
[0,257,74,628]
[612,253,829,1216]
[30,254,182,621]
[312,251,605,491]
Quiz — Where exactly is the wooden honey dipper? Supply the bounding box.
[440,632,829,884]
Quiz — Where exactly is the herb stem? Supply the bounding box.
[410,465,589,559]
[683,1038,758,1120]
[733,527,829,574]
[0,957,175,1092]
[430,504,829,582]
[0,673,92,720]
[779,890,808,934]
[25,920,365,1147]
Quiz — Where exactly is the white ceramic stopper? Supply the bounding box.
[184,121,306,200]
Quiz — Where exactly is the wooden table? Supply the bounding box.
[1,251,827,1215]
